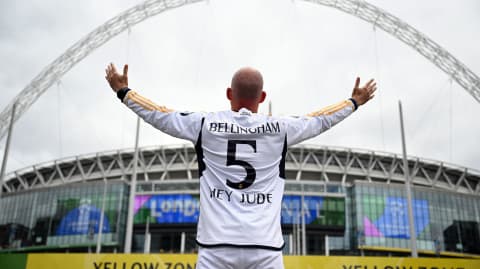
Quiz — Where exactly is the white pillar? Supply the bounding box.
[143,216,151,253]
[180,232,186,254]
[144,234,151,254]
[399,101,418,257]
[325,235,330,256]
[288,234,294,255]
[301,193,306,255]
[96,180,108,253]
[124,117,141,253]
[296,214,301,255]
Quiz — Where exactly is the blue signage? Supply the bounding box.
[281,196,324,224]
[135,194,341,227]
[364,197,429,239]
[144,194,201,224]
[56,202,110,236]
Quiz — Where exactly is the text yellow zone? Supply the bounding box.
[26,254,480,269]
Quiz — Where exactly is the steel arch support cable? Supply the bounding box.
[0,0,205,140]
[1,0,480,141]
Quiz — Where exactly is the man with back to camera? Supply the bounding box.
[105,63,376,268]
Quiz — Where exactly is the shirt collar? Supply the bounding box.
[238,108,253,116]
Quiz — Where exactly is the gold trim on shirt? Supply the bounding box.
[124,90,174,113]
[306,100,354,117]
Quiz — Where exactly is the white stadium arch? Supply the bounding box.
[1,0,479,141]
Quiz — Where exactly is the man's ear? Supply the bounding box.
[259,91,267,103]
[226,88,233,101]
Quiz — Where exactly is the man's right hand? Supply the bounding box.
[105,63,128,92]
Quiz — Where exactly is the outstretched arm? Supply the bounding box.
[105,62,173,112]
[307,77,376,117]
[104,63,204,143]
[287,77,377,146]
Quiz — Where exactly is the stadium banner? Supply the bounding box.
[44,196,114,247]
[281,195,345,230]
[24,254,480,269]
[362,196,429,239]
[134,194,345,230]
[54,197,111,236]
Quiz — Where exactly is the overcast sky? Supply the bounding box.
[1,0,479,176]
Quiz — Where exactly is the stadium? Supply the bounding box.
[1,144,479,257]
[1,0,480,268]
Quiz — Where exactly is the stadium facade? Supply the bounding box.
[1,144,479,257]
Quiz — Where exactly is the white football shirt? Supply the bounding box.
[123,90,355,249]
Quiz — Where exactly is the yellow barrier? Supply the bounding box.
[26,254,480,269]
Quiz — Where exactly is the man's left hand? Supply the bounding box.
[351,77,377,106]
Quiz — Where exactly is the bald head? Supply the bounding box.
[230,67,264,99]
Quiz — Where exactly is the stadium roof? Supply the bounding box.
[3,144,480,196]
